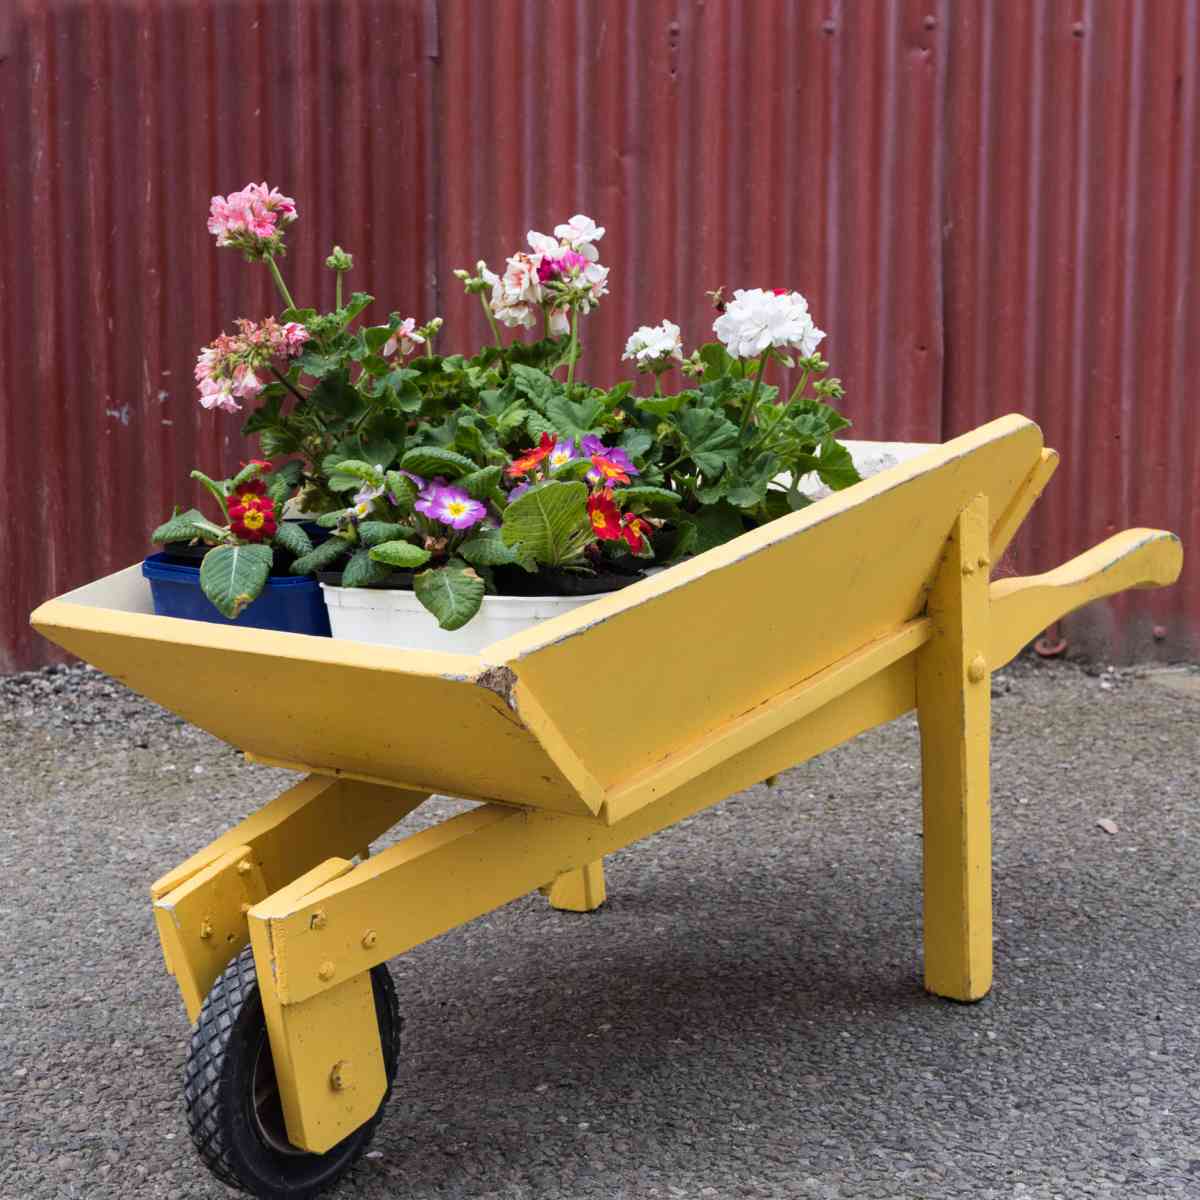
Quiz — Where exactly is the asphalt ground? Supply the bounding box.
[1,655,1198,1200]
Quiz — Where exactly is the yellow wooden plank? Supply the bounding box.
[30,574,589,815]
[491,416,1044,796]
[546,860,607,912]
[601,618,932,824]
[247,858,386,1154]
[916,495,993,1002]
[990,447,1059,561]
[253,657,918,1007]
[150,774,427,900]
[153,845,268,1022]
[990,529,1183,670]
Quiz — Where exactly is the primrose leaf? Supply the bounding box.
[341,547,393,587]
[457,465,504,502]
[413,563,487,631]
[290,537,350,576]
[458,527,535,572]
[231,460,270,489]
[332,460,385,490]
[398,446,476,480]
[385,471,419,512]
[509,364,559,414]
[358,520,416,548]
[367,540,433,570]
[199,543,273,619]
[151,508,226,545]
[271,521,313,558]
[500,480,591,567]
[614,486,682,510]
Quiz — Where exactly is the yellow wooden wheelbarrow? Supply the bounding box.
[31,415,1181,1199]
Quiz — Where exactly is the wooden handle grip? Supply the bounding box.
[989,529,1183,669]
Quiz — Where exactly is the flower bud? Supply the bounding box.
[325,245,353,272]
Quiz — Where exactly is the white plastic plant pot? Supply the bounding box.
[320,583,600,653]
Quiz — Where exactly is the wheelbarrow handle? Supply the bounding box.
[989,529,1183,670]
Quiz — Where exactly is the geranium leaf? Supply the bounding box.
[545,392,606,440]
[199,543,273,619]
[413,563,486,631]
[677,408,740,478]
[814,437,861,491]
[690,502,746,554]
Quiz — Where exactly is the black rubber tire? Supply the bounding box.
[183,945,401,1199]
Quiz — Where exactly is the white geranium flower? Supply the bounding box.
[623,320,684,368]
[484,252,542,328]
[382,317,424,358]
[526,230,566,258]
[554,214,605,261]
[576,261,609,311]
[713,287,825,359]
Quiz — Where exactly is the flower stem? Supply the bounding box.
[335,272,343,312]
[565,305,580,391]
[266,254,297,312]
[479,291,503,348]
[787,366,811,406]
[653,374,663,398]
[740,348,772,434]
[270,365,308,406]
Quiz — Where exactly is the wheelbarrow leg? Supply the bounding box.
[544,859,607,912]
[916,494,993,1003]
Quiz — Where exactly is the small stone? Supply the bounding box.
[1097,818,1120,835]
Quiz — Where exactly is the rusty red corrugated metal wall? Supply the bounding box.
[2,0,1195,672]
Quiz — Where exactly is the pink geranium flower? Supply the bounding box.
[193,317,309,412]
[207,181,298,259]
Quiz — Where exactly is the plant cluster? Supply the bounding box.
[154,183,860,628]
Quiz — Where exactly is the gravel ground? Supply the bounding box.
[1,655,1198,1200]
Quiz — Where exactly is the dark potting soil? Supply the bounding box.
[157,522,329,577]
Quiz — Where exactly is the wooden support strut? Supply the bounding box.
[916,495,994,1002]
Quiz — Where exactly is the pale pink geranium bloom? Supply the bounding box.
[197,378,240,414]
[553,214,606,261]
[280,321,310,354]
[207,182,298,254]
[383,317,425,358]
[231,364,264,400]
[547,307,570,336]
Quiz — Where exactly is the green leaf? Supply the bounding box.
[524,411,557,441]
[358,521,416,548]
[258,425,304,458]
[509,363,559,413]
[231,460,268,488]
[699,341,733,381]
[316,509,346,528]
[500,480,592,567]
[413,564,487,631]
[340,291,374,325]
[265,460,303,507]
[190,469,230,507]
[615,486,682,510]
[280,306,318,325]
[151,508,226,545]
[367,540,433,570]
[199,543,273,619]
[290,537,350,576]
[814,437,862,491]
[545,391,606,440]
[619,428,654,459]
[342,547,393,587]
[398,446,476,479]
[327,473,362,493]
[331,459,385,489]
[385,471,419,512]
[295,350,342,379]
[309,370,361,419]
[363,325,392,353]
[458,527,534,571]
[356,436,397,470]
[457,465,504,502]
[678,408,740,478]
[636,393,685,417]
[272,521,313,557]
[668,519,700,563]
[496,402,531,438]
[690,502,746,554]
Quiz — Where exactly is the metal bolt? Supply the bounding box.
[310,909,328,931]
[199,920,214,941]
[977,555,990,569]
[361,930,378,950]
[967,654,988,683]
[318,961,336,982]
[962,562,976,576]
[236,860,253,876]
[329,1060,353,1091]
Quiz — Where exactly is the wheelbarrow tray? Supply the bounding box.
[32,414,1091,824]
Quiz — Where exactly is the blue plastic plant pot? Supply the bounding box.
[141,553,332,636]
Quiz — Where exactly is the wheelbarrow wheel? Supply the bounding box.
[183,944,401,1199]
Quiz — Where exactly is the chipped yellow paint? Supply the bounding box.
[916,495,993,1002]
[29,414,1184,1154]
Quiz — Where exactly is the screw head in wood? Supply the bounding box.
[318,961,336,981]
[967,654,988,683]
